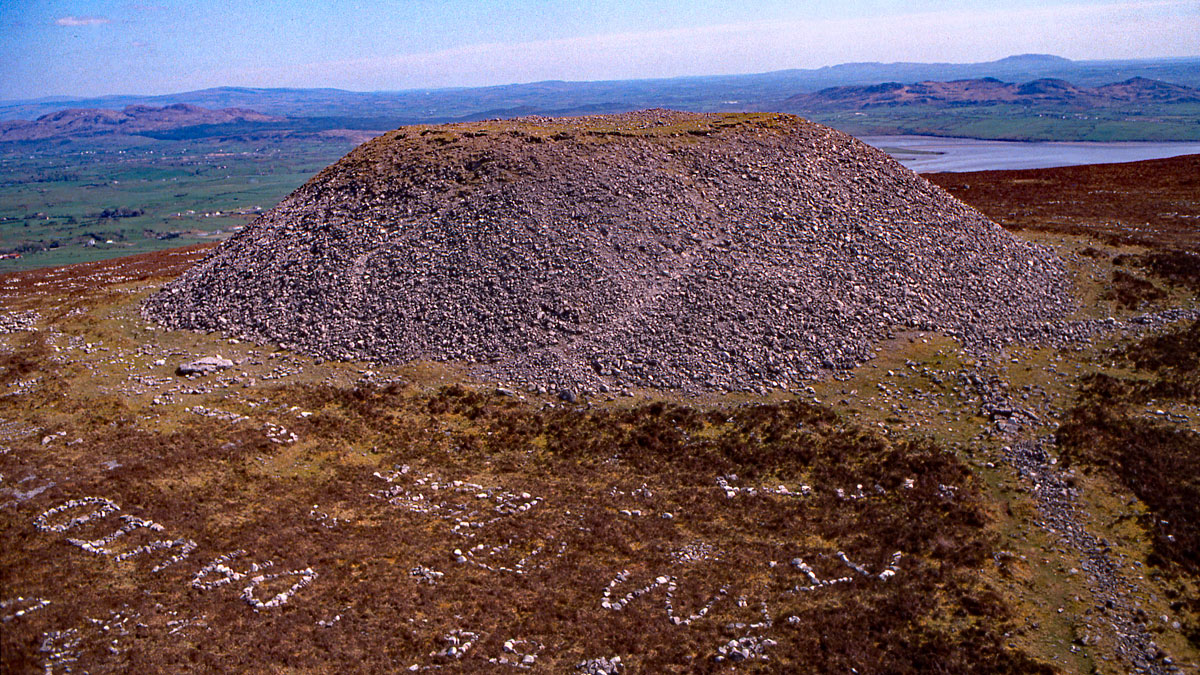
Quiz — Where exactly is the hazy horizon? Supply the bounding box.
[5,52,1200,104]
[2,0,1198,101]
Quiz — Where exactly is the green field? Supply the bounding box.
[3,98,1199,274]
[0,135,357,272]
[808,102,1200,142]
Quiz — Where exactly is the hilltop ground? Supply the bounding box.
[0,155,1198,673]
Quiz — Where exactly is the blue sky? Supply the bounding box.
[1,0,1197,100]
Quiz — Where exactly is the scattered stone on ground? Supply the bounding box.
[576,655,624,674]
[1004,439,1175,675]
[0,310,39,334]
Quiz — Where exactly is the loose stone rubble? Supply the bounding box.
[716,474,810,499]
[788,551,903,592]
[601,570,666,611]
[39,628,83,672]
[576,655,624,674]
[664,580,726,626]
[62,512,198,572]
[143,110,1072,394]
[669,542,719,566]
[453,539,564,575]
[240,567,319,610]
[308,505,340,528]
[188,405,250,423]
[714,635,778,663]
[164,614,207,637]
[0,310,39,334]
[1003,439,1176,674]
[490,638,541,669]
[430,629,479,659]
[371,465,541,537]
[33,496,317,618]
[191,550,261,590]
[33,496,119,532]
[409,565,444,585]
[316,613,343,628]
[264,421,298,444]
[0,596,51,622]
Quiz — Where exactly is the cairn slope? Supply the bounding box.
[143,110,1072,393]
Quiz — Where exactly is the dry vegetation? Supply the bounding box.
[925,155,1200,249]
[1,154,1198,673]
[1058,320,1200,645]
[0,358,1046,672]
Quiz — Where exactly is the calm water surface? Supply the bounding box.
[858,135,1200,173]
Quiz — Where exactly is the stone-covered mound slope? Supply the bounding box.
[143,110,1072,393]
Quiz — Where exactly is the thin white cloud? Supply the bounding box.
[212,0,1200,91]
[54,16,111,27]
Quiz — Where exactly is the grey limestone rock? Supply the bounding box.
[176,356,234,376]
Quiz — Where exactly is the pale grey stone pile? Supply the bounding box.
[144,110,1072,395]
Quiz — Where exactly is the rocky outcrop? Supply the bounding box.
[143,110,1073,394]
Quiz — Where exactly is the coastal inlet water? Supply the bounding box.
[859,135,1200,173]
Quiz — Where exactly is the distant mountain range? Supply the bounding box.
[2,54,1199,143]
[783,76,1200,111]
[0,104,282,142]
[2,54,1198,124]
